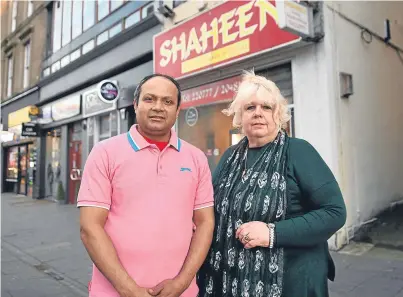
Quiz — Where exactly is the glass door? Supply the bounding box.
[18,145,28,195]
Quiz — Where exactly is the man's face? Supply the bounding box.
[134,76,180,138]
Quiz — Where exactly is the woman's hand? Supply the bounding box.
[236,221,270,249]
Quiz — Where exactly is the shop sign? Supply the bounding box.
[97,80,120,103]
[154,0,300,78]
[8,106,34,128]
[38,105,53,124]
[276,0,314,38]
[83,89,116,118]
[181,76,241,109]
[185,107,199,127]
[51,95,81,121]
[21,123,39,137]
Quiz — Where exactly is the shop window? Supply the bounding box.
[6,147,18,181]
[125,10,140,28]
[178,103,233,172]
[45,129,62,198]
[19,146,28,194]
[99,113,111,141]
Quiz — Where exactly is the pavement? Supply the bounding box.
[2,192,403,297]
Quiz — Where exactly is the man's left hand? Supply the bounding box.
[148,279,187,297]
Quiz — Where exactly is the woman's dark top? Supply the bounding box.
[212,138,347,297]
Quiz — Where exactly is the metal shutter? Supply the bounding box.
[256,63,293,104]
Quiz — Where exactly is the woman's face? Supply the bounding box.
[241,94,279,142]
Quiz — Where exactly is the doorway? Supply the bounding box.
[68,123,82,204]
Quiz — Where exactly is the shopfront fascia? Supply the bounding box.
[36,85,119,203]
[153,0,308,171]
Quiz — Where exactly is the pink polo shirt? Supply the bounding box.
[77,125,214,297]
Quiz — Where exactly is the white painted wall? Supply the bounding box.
[323,1,403,240]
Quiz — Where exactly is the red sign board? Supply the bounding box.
[154,0,300,79]
[181,75,242,109]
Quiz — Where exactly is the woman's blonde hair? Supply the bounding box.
[223,70,291,130]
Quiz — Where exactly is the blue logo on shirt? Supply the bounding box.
[180,167,192,172]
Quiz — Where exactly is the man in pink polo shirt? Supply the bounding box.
[78,74,215,297]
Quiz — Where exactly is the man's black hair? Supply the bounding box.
[133,73,181,108]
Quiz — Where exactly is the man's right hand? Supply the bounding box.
[117,284,152,297]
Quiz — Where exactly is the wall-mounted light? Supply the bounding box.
[339,72,354,99]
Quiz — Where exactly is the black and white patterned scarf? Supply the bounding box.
[198,131,289,297]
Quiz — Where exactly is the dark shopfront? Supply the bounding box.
[3,140,37,196]
[1,89,40,197]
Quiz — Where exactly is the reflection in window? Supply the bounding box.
[125,10,140,28]
[97,0,110,21]
[62,0,72,47]
[23,42,31,88]
[53,1,63,52]
[97,31,109,45]
[83,1,95,31]
[109,22,122,38]
[51,61,61,73]
[70,48,81,61]
[111,0,123,11]
[82,39,95,54]
[61,54,71,68]
[72,0,83,39]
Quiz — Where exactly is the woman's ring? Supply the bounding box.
[244,234,250,242]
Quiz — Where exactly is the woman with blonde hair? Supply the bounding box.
[197,71,346,297]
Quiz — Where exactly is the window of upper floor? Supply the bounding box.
[44,1,155,78]
[52,0,127,54]
[11,0,18,32]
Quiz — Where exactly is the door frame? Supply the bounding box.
[17,144,29,195]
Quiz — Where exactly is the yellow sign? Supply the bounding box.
[28,106,39,116]
[8,106,33,128]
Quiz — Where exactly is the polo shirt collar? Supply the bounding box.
[127,124,181,152]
